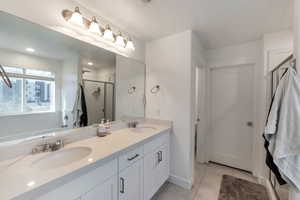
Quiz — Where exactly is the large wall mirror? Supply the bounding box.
[0,11,145,142]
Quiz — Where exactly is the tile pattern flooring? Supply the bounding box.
[152,163,259,200]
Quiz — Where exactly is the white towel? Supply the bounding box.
[72,85,82,128]
[264,67,300,191]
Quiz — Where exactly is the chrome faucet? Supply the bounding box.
[128,121,139,128]
[32,139,64,154]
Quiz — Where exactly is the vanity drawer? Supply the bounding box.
[144,131,169,155]
[118,145,144,171]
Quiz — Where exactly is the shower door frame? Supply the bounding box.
[83,79,115,121]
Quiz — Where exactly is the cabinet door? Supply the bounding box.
[144,143,170,200]
[119,160,143,200]
[82,175,118,200]
[144,149,159,200]
[156,143,170,187]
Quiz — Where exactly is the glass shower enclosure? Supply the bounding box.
[83,79,115,125]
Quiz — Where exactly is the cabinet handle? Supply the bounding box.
[120,177,125,194]
[157,151,160,163]
[158,151,162,162]
[127,153,139,161]
[157,151,163,163]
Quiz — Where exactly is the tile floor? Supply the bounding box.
[152,162,258,200]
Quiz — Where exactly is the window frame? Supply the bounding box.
[0,66,56,116]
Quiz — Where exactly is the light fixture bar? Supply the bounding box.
[62,7,135,51]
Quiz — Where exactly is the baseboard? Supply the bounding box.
[168,174,193,190]
[259,177,278,200]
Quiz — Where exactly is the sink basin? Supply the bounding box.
[32,147,92,169]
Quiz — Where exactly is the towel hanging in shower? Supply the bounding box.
[72,84,88,127]
[80,85,88,127]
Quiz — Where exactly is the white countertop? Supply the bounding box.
[0,121,171,200]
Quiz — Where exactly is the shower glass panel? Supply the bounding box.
[84,80,115,125]
[84,81,105,125]
[105,83,114,121]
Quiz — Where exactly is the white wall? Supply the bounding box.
[0,0,145,63]
[263,30,293,74]
[205,41,266,179]
[61,53,80,128]
[146,30,195,188]
[0,48,63,139]
[83,66,115,83]
[115,55,145,120]
[97,67,115,83]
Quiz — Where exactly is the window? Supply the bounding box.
[0,66,55,115]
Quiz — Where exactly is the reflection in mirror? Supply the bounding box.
[0,11,145,143]
[81,53,116,125]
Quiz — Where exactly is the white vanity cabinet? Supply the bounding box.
[29,131,170,200]
[81,175,118,200]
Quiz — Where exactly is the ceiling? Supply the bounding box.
[75,0,294,49]
[0,11,116,68]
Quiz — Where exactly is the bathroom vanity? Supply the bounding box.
[0,120,171,200]
[0,10,169,200]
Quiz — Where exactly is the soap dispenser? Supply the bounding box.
[97,119,110,137]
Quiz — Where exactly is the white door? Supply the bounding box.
[119,160,143,200]
[196,67,207,163]
[82,175,118,200]
[210,65,254,171]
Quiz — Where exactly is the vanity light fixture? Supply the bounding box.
[87,62,94,66]
[88,17,102,35]
[62,7,135,51]
[115,32,126,47]
[103,25,115,42]
[68,7,84,26]
[26,48,35,53]
[126,38,135,50]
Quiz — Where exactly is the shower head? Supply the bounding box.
[93,87,101,95]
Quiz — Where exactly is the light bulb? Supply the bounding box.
[26,48,35,53]
[115,33,125,47]
[69,7,83,26]
[88,17,102,35]
[103,25,115,42]
[126,39,135,50]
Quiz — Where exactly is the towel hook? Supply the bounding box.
[150,85,160,94]
[128,86,136,94]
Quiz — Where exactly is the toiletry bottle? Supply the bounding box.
[97,119,106,137]
[105,119,111,130]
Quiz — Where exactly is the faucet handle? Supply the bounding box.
[55,139,64,149]
[50,139,64,151]
[128,121,139,128]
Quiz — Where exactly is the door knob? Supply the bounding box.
[247,121,253,127]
